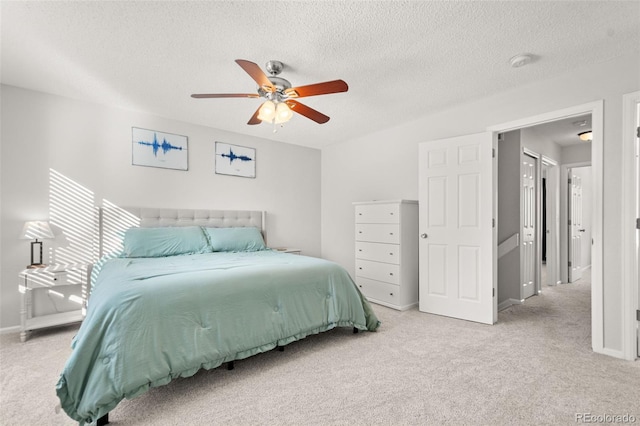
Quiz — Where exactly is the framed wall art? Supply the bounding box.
[132,127,188,171]
[215,142,256,178]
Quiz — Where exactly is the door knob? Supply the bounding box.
[420,233,428,239]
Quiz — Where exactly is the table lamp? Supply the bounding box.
[20,221,54,268]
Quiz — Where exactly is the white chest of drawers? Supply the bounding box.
[353,200,418,310]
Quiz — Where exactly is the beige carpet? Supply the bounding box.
[1,270,638,425]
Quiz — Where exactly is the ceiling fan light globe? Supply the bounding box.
[274,102,293,124]
[257,100,276,122]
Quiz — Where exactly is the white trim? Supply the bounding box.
[0,326,21,335]
[486,102,601,132]
[498,298,524,311]
[599,347,627,360]
[487,100,605,356]
[541,155,558,167]
[523,146,540,159]
[622,91,640,360]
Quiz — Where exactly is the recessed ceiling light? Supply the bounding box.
[509,54,532,68]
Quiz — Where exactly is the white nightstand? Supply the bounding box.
[273,248,302,255]
[19,263,90,342]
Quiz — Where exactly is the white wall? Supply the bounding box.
[321,52,640,355]
[1,85,321,328]
[521,127,562,162]
[562,143,592,164]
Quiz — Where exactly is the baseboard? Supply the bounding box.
[498,298,523,311]
[595,346,628,361]
[0,325,20,335]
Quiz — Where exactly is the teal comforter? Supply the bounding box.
[56,251,380,424]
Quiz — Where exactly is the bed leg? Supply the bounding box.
[227,361,234,370]
[97,413,109,425]
[353,327,359,334]
[277,345,284,352]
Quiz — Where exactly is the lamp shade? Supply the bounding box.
[257,100,276,122]
[274,102,293,124]
[20,221,54,240]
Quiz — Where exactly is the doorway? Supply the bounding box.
[418,101,608,355]
[489,101,604,354]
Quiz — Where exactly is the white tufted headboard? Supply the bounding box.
[98,206,266,257]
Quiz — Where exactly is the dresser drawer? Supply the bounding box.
[355,241,400,264]
[355,224,400,244]
[26,270,69,288]
[355,259,400,284]
[356,277,400,305]
[355,203,400,224]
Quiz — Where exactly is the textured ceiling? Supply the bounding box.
[2,1,639,149]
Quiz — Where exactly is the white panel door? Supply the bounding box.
[418,132,496,325]
[545,165,560,286]
[636,119,639,358]
[522,155,536,298]
[569,171,583,282]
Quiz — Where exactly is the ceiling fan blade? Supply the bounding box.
[191,93,259,99]
[285,100,330,124]
[235,59,275,92]
[247,106,261,125]
[285,79,348,98]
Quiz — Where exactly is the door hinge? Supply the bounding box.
[637,309,640,321]
[568,219,572,225]
[492,218,495,228]
[568,178,572,184]
[493,288,496,298]
[636,218,640,230]
[492,148,496,158]
[636,126,639,138]
[568,261,572,267]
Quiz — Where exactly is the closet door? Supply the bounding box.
[418,132,497,325]
[568,171,583,282]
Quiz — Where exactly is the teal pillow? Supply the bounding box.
[204,227,266,252]
[122,226,211,258]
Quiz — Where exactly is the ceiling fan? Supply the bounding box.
[191,59,348,126]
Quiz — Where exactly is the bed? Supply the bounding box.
[55,207,380,425]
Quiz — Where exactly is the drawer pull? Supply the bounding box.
[390,293,394,296]
[359,267,363,270]
[358,231,362,234]
[389,252,394,255]
[389,273,394,276]
[358,249,363,252]
[389,232,394,235]
[359,285,362,288]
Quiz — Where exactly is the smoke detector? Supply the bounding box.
[509,54,532,68]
